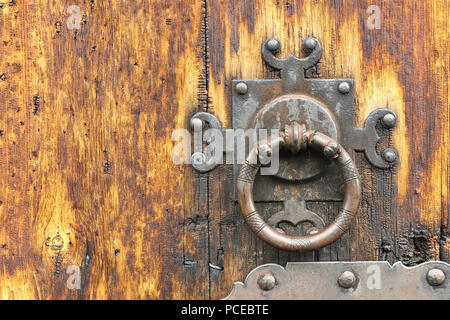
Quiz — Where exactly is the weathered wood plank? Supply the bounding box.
[0,0,35,299]
[0,0,447,300]
[207,0,449,299]
[0,0,207,299]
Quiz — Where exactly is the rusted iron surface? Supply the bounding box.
[190,112,222,173]
[224,261,450,300]
[267,200,325,234]
[236,122,361,251]
[232,37,397,202]
[207,0,448,299]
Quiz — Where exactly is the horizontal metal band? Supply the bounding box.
[224,261,450,300]
[333,208,356,232]
[244,210,266,235]
[237,161,260,183]
[338,157,359,183]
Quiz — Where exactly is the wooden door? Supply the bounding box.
[0,0,447,299]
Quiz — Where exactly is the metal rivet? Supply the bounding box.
[383,148,398,163]
[337,271,356,288]
[267,38,280,52]
[382,113,396,128]
[235,82,248,95]
[338,82,351,94]
[258,273,276,291]
[276,227,286,234]
[427,268,445,286]
[303,37,316,52]
[191,152,205,166]
[190,117,203,131]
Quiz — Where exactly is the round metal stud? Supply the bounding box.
[258,273,276,291]
[338,82,351,94]
[302,37,316,53]
[383,148,398,163]
[276,227,286,234]
[267,38,280,52]
[191,152,205,166]
[382,113,397,128]
[337,271,357,288]
[190,117,203,131]
[235,82,248,95]
[427,268,445,286]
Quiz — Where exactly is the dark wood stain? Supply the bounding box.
[0,0,447,299]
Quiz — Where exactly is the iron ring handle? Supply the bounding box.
[236,123,361,251]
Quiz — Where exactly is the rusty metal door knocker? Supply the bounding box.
[236,122,361,251]
[183,36,450,300]
[188,36,396,252]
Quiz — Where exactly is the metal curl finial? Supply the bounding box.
[261,37,323,74]
[347,108,399,168]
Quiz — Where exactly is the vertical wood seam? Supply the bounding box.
[202,0,213,300]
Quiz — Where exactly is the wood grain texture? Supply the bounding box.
[207,0,449,299]
[0,0,448,299]
[0,0,207,299]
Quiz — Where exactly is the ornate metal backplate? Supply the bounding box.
[189,37,398,242]
[231,37,397,203]
[224,261,450,300]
